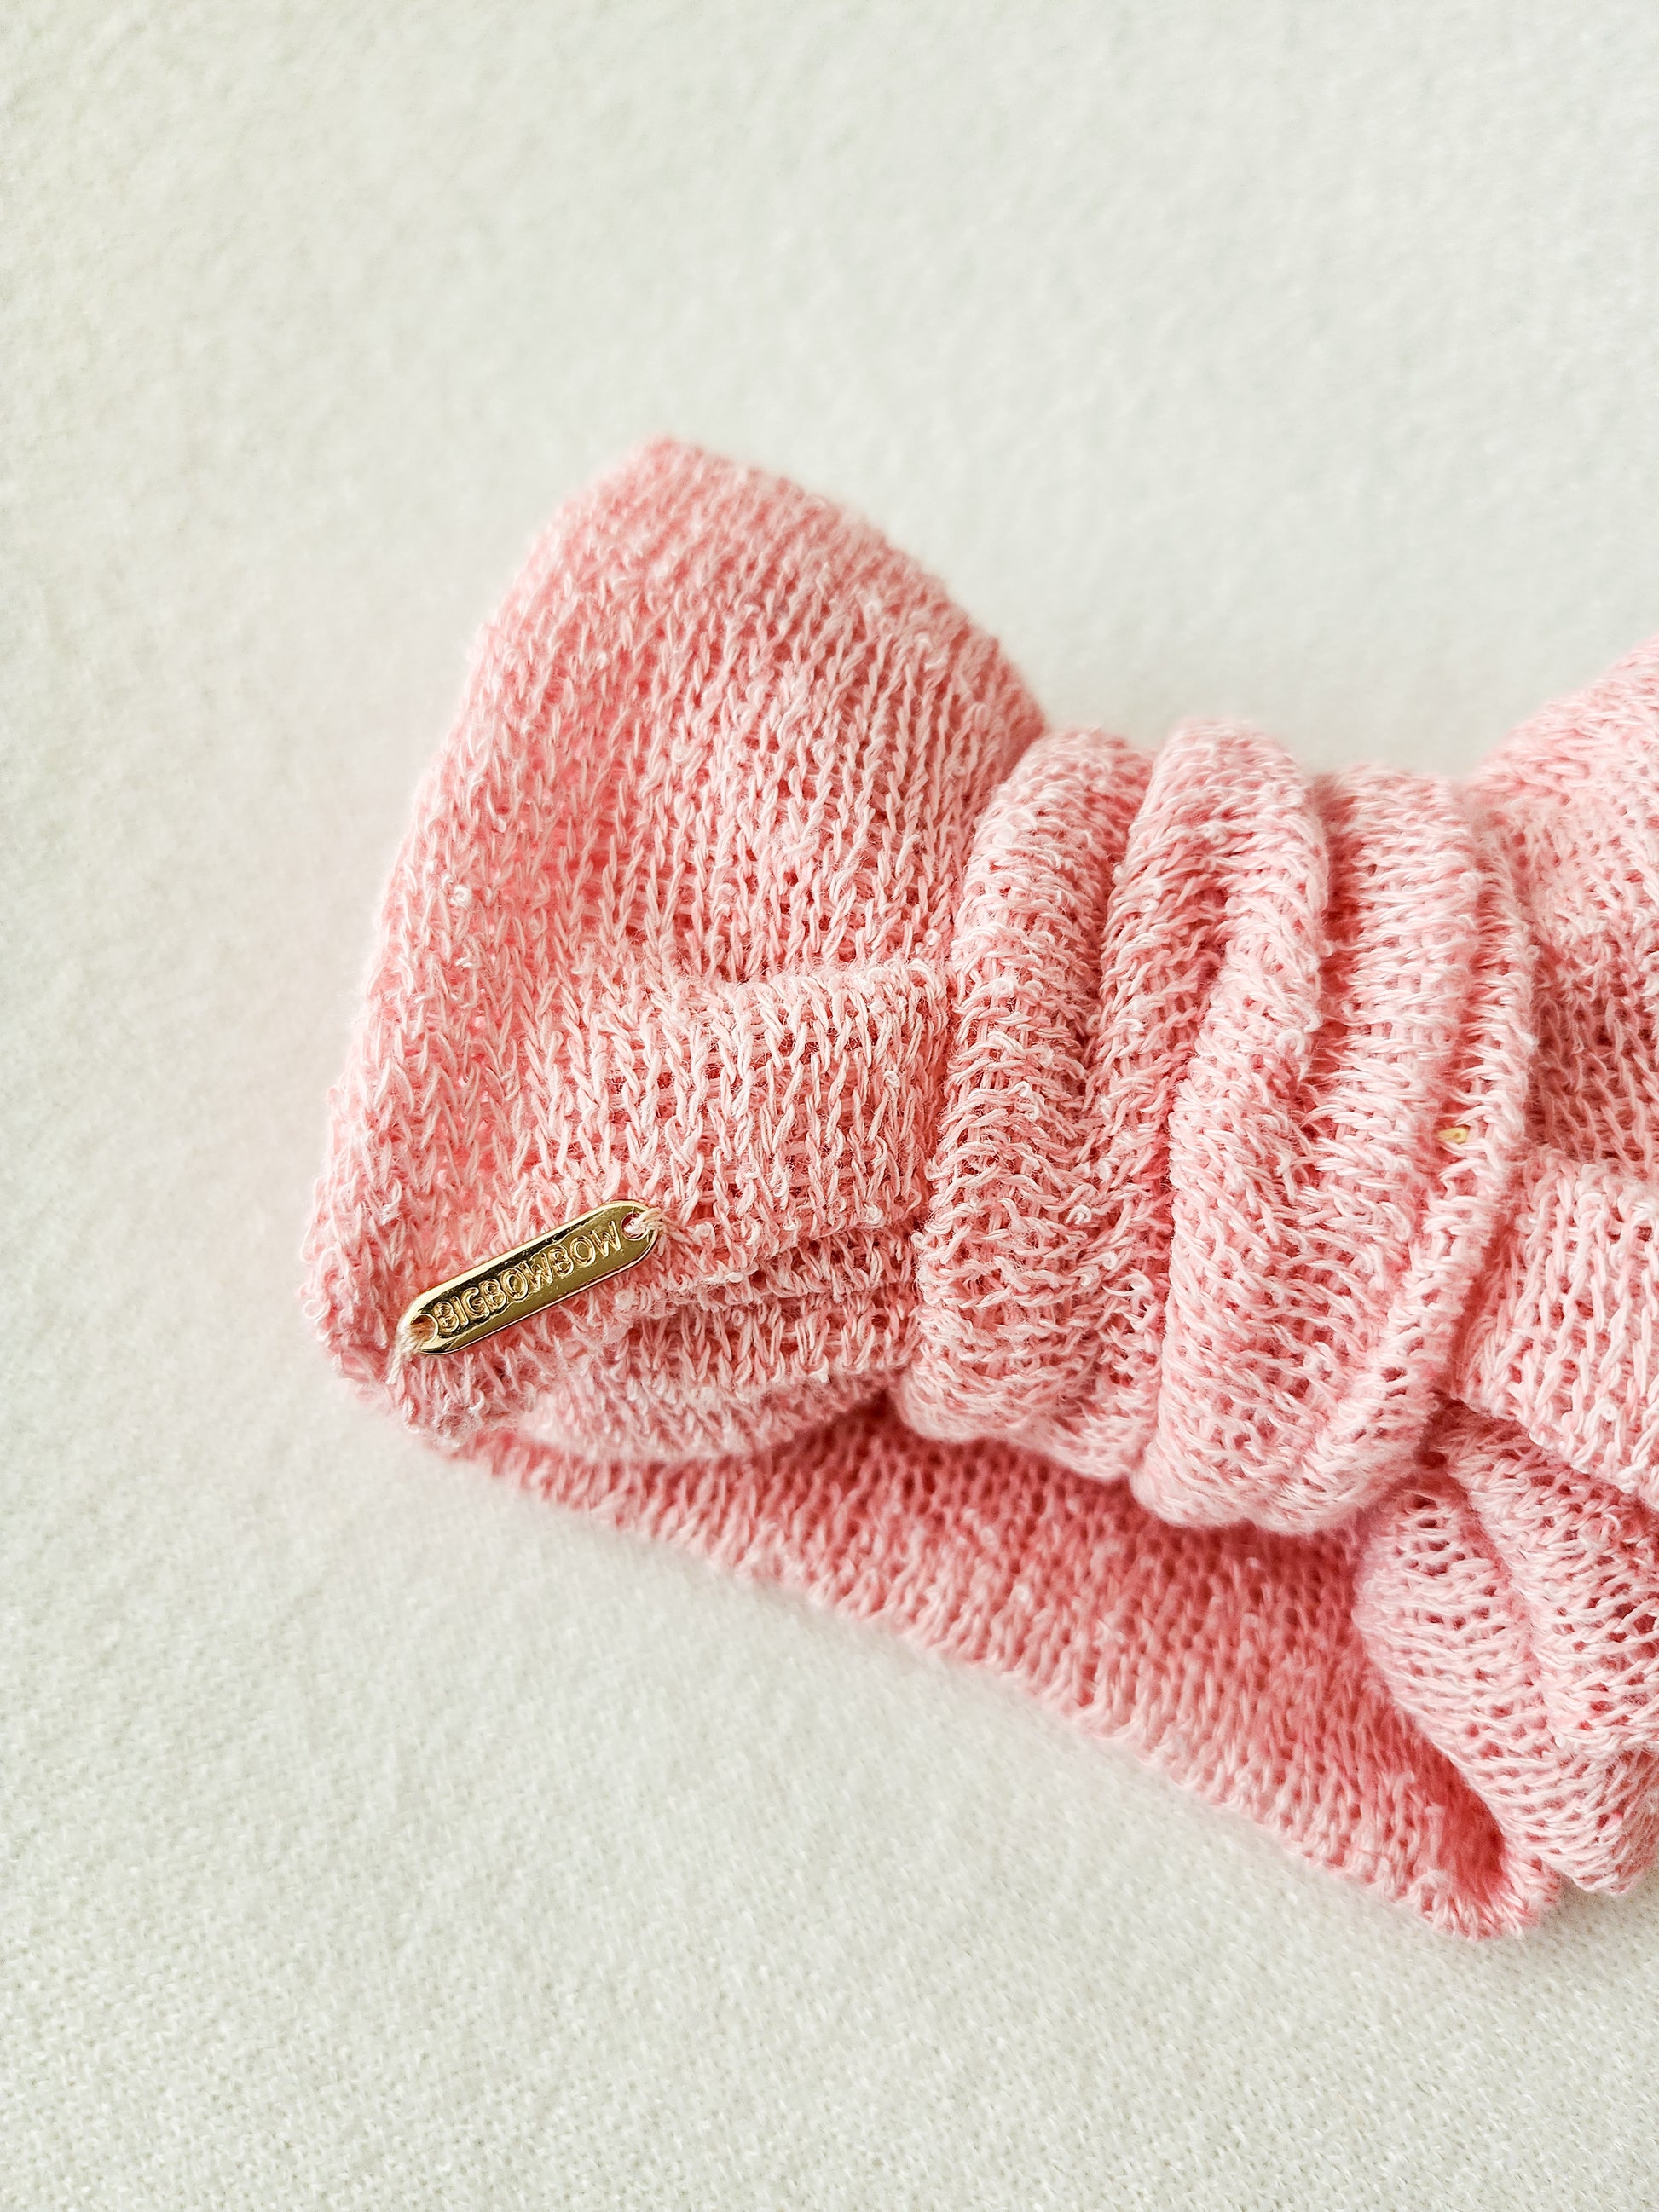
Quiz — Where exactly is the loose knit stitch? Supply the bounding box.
[306,442,1659,1935]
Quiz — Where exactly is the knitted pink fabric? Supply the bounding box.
[307,442,1659,1935]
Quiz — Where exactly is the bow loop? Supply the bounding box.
[1356,1411,1659,1894]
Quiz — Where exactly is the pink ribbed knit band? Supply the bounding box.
[308,441,1659,1936]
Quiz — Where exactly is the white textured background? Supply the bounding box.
[8,5,1659,2205]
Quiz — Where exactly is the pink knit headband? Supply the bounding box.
[306,441,1659,1936]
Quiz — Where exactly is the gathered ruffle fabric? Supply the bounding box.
[307,441,1659,1934]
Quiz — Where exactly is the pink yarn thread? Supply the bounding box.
[307,441,1659,1934]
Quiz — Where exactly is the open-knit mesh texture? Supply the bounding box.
[307,441,1659,1934]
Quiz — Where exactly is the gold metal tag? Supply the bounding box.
[399,1201,662,1355]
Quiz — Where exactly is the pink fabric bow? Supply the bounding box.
[307,441,1659,1934]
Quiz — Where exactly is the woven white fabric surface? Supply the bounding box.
[8,5,1659,2204]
